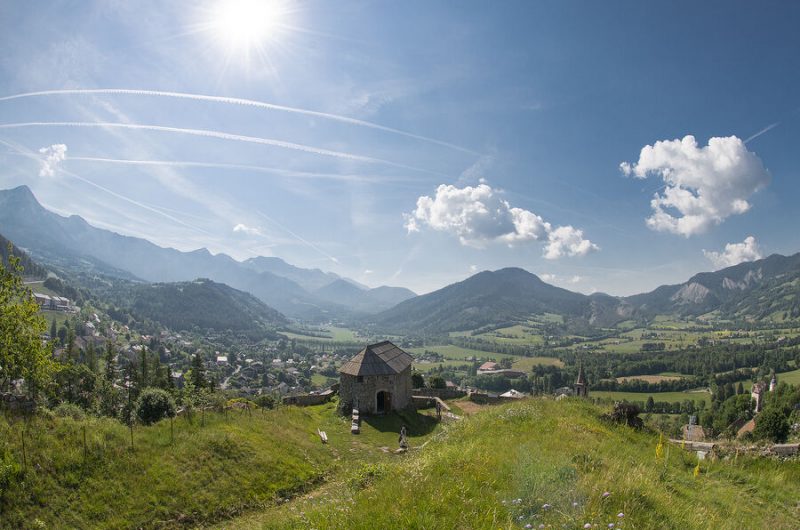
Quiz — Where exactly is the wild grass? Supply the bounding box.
[227,399,800,530]
[0,406,336,529]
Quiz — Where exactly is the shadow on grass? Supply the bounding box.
[361,409,439,437]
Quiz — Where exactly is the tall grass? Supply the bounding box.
[237,399,799,529]
[0,407,333,529]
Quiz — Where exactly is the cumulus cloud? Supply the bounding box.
[703,236,763,270]
[621,135,770,237]
[232,223,262,236]
[38,144,67,176]
[405,183,597,259]
[540,273,583,284]
[544,226,599,260]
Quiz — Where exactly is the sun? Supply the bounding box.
[209,0,288,53]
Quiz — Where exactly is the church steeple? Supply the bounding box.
[574,362,589,398]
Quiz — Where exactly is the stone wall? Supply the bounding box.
[282,392,333,407]
[411,387,467,400]
[340,366,412,414]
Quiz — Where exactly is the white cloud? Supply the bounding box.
[469,264,478,273]
[232,223,262,236]
[621,135,770,237]
[363,269,374,274]
[544,226,599,259]
[405,183,597,259]
[38,144,67,176]
[703,236,763,270]
[540,273,583,284]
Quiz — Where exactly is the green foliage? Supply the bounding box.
[411,371,425,388]
[428,375,446,389]
[753,407,790,443]
[52,402,87,421]
[135,387,176,425]
[0,251,58,396]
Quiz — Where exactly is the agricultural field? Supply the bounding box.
[280,326,361,342]
[591,389,711,405]
[408,345,562,371]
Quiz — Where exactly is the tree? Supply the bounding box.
[190,353,206,389]
[135,387,176,425]
[645,396,655,413]
[753,407,790,443]
[411,372,425,389]
[50,317,57,340]
[0,252,58,396]
[428,375,447,389]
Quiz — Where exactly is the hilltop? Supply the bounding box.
[2,399,798,529]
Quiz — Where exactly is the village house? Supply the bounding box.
[339,341,413,415]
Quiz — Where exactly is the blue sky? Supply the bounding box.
[1,1,798,295]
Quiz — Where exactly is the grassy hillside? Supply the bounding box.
[0,402,443,530]
[224,399,800,530]
[0,407,333,529]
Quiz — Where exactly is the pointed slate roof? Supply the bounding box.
[575,363,587,385]
[339,341,413,376]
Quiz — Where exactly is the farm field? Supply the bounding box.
[408,344,563,370]
[592,389,711,405]
[280,326,361,342]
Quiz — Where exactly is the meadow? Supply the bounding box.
[217,399,800,529]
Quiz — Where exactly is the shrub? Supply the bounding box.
[753,407,790,443]
[53,402,87,420]
[254,394,276,409]
[135,387,176,425]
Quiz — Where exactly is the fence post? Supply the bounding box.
[21,429,27,471]
[82,425,88,466]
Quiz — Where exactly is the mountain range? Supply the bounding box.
[2,185,798,335]
[0,186,415,320]
[372,255,800,333]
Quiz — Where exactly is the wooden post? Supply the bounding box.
[129,422,134,451]
[20,429,27,471]
[82,425,88,465]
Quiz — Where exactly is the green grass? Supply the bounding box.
[592,390,711,405]
[408,345,562,369]
[0,401,443,529]
[218,399,800,529]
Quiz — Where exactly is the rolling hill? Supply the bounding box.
[112,278,287,334]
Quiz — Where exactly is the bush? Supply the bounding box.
[753,407,790,443]
[53,402,87,421]
[254,394,276,409]
[135,388,176,425]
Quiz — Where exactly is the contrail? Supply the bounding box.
[744,122,780,144]
[67,155,420,183]
[0,138,212,236]
[0,121,440,175]
[0,88,478,155]
[255,210,339,265]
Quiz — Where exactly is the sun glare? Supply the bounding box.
[210,0,287,52]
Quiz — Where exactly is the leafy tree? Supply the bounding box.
[50,317,57,339]
[135,387,176,425]
[0,252,58,396]
[190,353,206,389]
[428,375,446,389]
[753,407,790,443]
[411,372,425,389]
[645,396,655,413]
